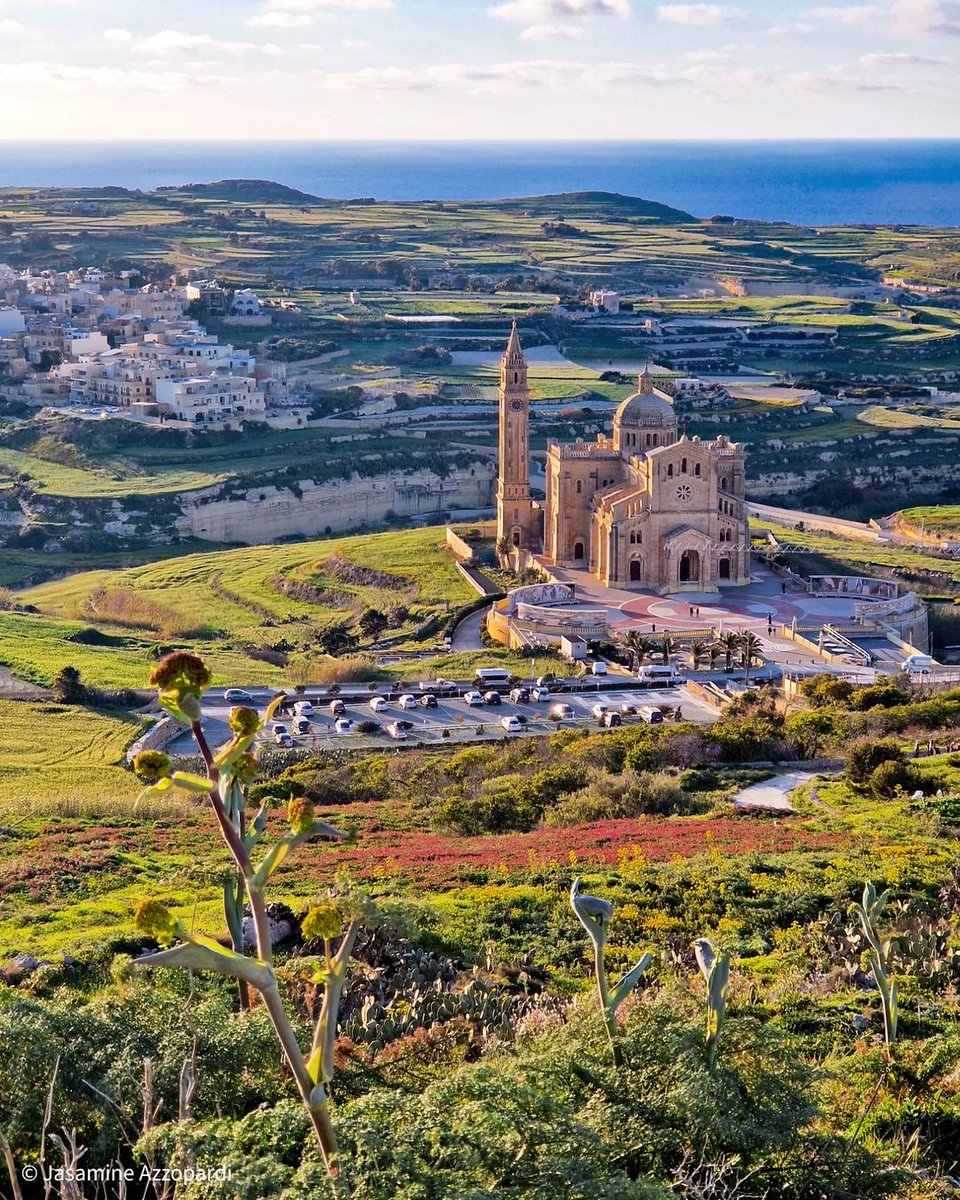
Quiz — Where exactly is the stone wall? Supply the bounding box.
[176,464,496,545]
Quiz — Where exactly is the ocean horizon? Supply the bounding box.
[0,139,958,227]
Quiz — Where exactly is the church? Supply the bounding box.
[496,325,751,595]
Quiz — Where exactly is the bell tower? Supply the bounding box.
[496,323,538,549]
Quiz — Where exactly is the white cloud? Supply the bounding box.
[889,0,960,34]
[104,29,264,59]
[0,59,231,93]
[248,0,393,27]
[859,49,938,61]
[810,5,879,21]
[520,22,588,37]
[657,5,745,25]
[489,0,631,18]
[318,57,672,93]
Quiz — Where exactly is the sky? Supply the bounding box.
[0,0,957,140]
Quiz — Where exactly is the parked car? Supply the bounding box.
[334,718,353,734]
[464,690,484,707]
[419,693,438,708]
[638,665,684,683]
[619,703,638,716]
[530,686,550,702]
[329,699,346,716]
[272,722,289,735]
[294,700,314,717]
[369,696,389,713]
[500,715,523,733]
[536,676,555,688]
[398,694,418,710]
[591,661,608,676]
[294,717,311,735]
[550,703,574,720]
[483,691,502,706]
[224,688,253,703]
[639,705,665,725]
[385,722,408,741]
[591,702,610,719]
[601,711,622,728]
[274,732,294,747]
[509,687,530,704]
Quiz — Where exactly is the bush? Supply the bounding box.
[846,738,903,785]
[869,759,927,799]
[543,770,693,826]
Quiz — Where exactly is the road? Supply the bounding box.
[166,682,718,757]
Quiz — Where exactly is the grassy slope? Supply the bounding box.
[7,527,475,687]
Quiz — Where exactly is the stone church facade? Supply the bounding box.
[496,326,751,594]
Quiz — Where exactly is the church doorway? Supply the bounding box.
[629,557,643,582]
[573,540,585,561]
[679,549,701,585]
[718,557,731,581]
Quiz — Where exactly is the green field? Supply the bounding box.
[5,527,475,687]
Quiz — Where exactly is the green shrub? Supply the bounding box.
[846,738,903,785]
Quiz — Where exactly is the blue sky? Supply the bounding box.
[0,0,956,139]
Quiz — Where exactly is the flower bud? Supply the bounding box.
[133,750,172,782]
[232,752,259,786]
[302,904,343,943]
[287,796,316,836]
[134,899,182,947]
[229,706,260,737]
[149,652,211,722]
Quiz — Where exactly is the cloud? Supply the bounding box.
[489,0,629,38]
[104,29,266,59]
[248,0,393,27]
[520,22,588,37]
[0,59,231,93]
[889,0,960,34]
[859,49,938,61]
[489,0,630,17]
[810,5,879,21]
[657,5,745,25]
[318,57,672,93]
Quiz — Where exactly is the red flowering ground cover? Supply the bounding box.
[1,811,838,904]
[288,815,841,890]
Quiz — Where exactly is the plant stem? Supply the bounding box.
[593,947,621,1067]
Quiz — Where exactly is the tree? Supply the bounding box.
[847,739,903,786]
[707,642,723,672]
[659,635,676,666]
[689,640,709,671]
[358,609,389,641]
[738,632,763,683]
[620,631,657,673]
[53,665,87,705]
[316,623,359,658]
[718,632,741,671]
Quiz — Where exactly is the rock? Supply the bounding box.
[242,902,301,950]
[1,955,45,985]
[851,1014,872,1033]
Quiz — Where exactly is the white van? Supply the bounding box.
[638,664,684,683]
[475,668,512,686]
[901,654,935,672]
[590,661,608,676]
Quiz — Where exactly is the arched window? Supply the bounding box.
[653,434,659,447]
[667,464,674,478]
[681,458,687,474]
[576,480,582,495]
[514,372,519,384]
[720,476,728,491]
[695,463,701,477]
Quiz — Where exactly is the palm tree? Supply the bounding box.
[707,642,723,672]
[689,640,709,671]
[718,631,741,671]
[620,630,657,673]
[738,631,763,683]
[659,635,676,666]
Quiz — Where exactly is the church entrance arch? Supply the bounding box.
[629,557,643,582]
[679,549,701,585]
[573,540,585,562]
[718,556,731,581]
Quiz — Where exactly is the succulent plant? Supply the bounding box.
[694,937,730,1071]
[852,882,899,1051]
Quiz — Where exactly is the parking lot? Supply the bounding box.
[166,683,719,756]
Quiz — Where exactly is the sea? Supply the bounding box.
[0,140,958,227]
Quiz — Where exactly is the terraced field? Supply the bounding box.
[8,527,474,687]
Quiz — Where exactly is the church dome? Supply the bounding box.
[615,367,676,429]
